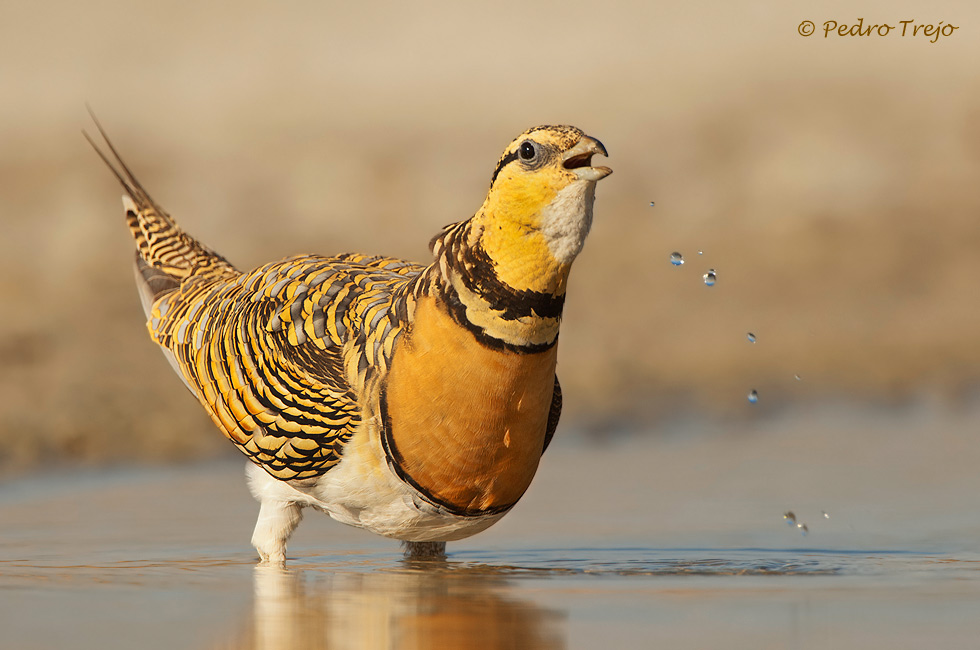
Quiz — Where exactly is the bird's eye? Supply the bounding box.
[519,141,536,160]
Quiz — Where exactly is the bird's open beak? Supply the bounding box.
[562,136,612,181]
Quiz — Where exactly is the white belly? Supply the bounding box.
[245,420,508,543]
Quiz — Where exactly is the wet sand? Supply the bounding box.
[3,403,980,649]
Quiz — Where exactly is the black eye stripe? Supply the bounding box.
[489,149,519,186]
[489,138,557,187]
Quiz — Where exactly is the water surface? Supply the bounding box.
[3,404,980,649]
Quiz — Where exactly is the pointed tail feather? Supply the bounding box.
[84,110,238,311]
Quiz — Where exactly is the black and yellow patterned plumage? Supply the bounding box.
[87,119,610,561]
[145,253,420,480]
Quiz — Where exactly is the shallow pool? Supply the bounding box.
[3,402,980,649]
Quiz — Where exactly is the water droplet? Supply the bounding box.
[670,252,684,266]
[703,269,717,286]
[649,201,656,207]
[822,511,830,519]
[794,374,802,381]
[697,250,703,255]
[747,389,759,404]
[747,332,756,343]
[798,523,809,536]
[783,511,797,526]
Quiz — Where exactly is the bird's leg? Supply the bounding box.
[252,499,303,564]
[246,462,305,564]
[402,541,447,559]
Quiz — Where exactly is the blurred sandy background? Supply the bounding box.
[1,0,978,474]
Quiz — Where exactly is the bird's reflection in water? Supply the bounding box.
[244,558,565,650]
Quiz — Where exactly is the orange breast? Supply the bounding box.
[382,297,557,515]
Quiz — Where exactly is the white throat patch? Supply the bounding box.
[539,180,596,264]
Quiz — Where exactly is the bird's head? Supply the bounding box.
[473,125,611,294]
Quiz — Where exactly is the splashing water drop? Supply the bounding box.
[783,511,797,526]
[747,332,756,343]
[697,250,703,255]
[794,374,802,381]
[670,252,684,266]
[798,523,809,536]
[822,511,830,519]
[747,389,759,404]
[703,269,717,286]
[649,201,656,207]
